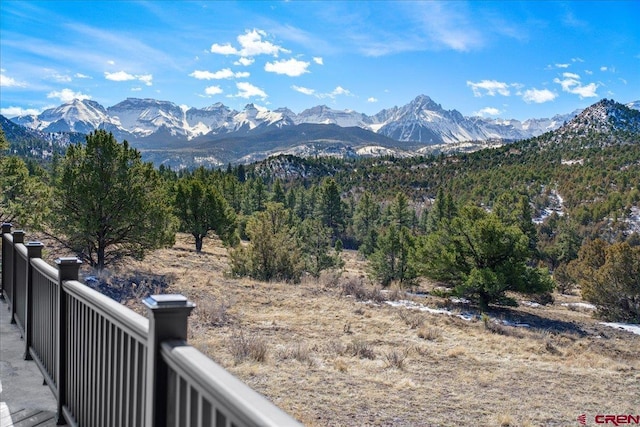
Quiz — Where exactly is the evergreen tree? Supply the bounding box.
[417,204,553,309]
[298,218,342,277]
[174,178,238,252]
[318,178,345,238]
[368,223,417,287]
[354,191,380,256]
[229,203,303,282]
[49,130,175,270]
[271,179,286,204]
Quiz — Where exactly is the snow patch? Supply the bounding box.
[384,299,476,321]
[600,322,640,336]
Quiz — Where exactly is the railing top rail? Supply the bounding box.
[63,280,149,343]
[161,340,302,427]
[15,242,27,258]
[2,232,13,244]
[31,258,59,283]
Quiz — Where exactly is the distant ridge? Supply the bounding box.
[4,97,639,167]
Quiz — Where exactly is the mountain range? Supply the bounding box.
[5,95,640,167]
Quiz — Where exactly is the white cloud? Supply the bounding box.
[47,88,91,103]
[235,57,254,66]
[313,57,324,65]
[210,43,239,55]
[291,85,352,99]
[107,60,115,65]
[585,70,593,75]
[600,66,608,72]
[233,81,267,99]
[0,106,41,117]
[237,29,289,57]
[367,97,378,103]
[331,86,351,97]
[190,69,249,80]
[138,74,153,86]
[51,73,72,83]
[413,2,484,52]
[0,73,27,88]
[570,83,598,98]
[212,29,289,58]
[555,63,570,68]
[204,85,223,96]
[467,80,511,97]
[292,85,315,95]
[572,57,584,63]
[553,72,598,98]
[563,72,580,79]
[105,71,135,81]
[474,107,501,116]
[264,58,310,77]
[105,71,152,86]
[131,87,142,92]
[522,88,557,103]
[74,73,92,79]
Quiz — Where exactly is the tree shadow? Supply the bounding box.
[488,306,590,337]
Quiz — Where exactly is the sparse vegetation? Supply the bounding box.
[17,231,640,426]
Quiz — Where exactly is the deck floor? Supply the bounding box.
[0,297,58,427]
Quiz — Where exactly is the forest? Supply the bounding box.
[1,123,639,322]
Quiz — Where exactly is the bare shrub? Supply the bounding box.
[341,277,369,300]
[384,348,409,370]
[199,296,233,327]
[398,310,424,329]
[387,285,406,301]
[417,326,442,341]
[319,269,342,288]
[347,339,376,360]
[368,286,387,303]
[278,342,311,364]
[328,340,347,356]
[229,329,268,364]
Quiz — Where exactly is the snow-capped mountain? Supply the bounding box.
[12,99,119,134]
[626,101,640,111]
[295,105,373,128]
[10,95,587,146]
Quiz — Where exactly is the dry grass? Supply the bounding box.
[31,232,640,426]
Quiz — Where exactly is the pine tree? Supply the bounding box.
[354,191,380,256]
[174,178,238,252]
[50,130,175,270]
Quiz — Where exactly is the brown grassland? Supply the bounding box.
[39,233,640,427]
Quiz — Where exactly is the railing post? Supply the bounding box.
[24,241,44,360]
[10,229,24,324]
[143,294,195,427]
[1,222,11,300]
[55,257,81,426]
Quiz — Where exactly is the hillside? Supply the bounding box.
[0,114,84,159]
[29,231,640,426]
[253,99,640,233]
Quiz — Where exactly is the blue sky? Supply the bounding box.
[1,1,638,121]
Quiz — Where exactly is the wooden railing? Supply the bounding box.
[1,223,301,427]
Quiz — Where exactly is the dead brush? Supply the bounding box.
[341,278,387,303]
[198,296,233,327]
[398,310,424,329]
[347,338,376,360]
[228,328,268,365]
[278,342,311,364]
[417,325,442,341]
[384,348,409,370]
